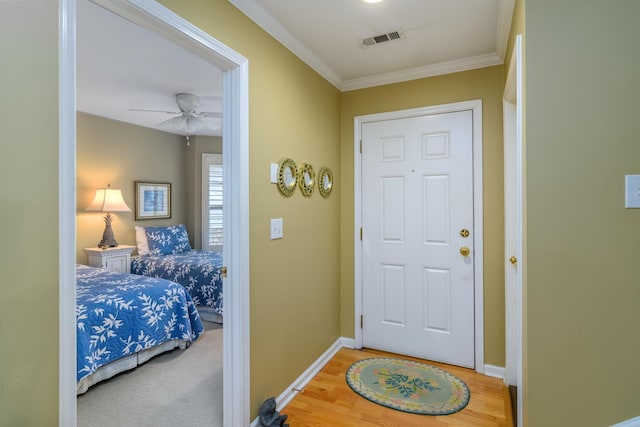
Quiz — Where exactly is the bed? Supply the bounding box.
[76,264,204,394]
[131,224,224,323]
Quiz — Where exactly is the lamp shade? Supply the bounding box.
[86,186,131,212]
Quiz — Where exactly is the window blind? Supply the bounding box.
[207,163,223,247]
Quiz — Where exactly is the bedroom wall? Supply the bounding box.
[339,65,507,367]
[185,135,222,250]
[76,113,189,262]
[525,1,640,425]
[0,2,60,425]
[157,0,342,418]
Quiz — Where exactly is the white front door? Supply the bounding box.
[361,110,475,368]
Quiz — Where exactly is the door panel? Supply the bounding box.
[424,174,450,244]
[382,263,406,325]
[423,267,451,333]
[381,177,405,242]
[361,110,475,368]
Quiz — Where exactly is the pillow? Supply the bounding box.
[144,224,192,256]
[135,226,150,256]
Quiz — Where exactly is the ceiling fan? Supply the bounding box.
[130,93,222,134]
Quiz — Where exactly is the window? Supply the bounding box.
[202,153,223,251]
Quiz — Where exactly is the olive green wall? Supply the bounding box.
[525,1,640,425]
[12,1,638,425]
[0,2,59,425]
[157,0,342,417]
[339,66,507,366]
[76,113,189,261]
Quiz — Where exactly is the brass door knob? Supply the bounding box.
[460,246,470,256]
[509,256,518,265]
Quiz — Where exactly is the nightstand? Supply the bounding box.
[84,245,136,274]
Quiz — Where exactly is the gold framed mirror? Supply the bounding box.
[277,158,297,197]
[318,167,334,198]
[297,162,315,197]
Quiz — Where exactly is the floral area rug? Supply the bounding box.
[346,357,470,415]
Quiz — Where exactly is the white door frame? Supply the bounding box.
[354,100,484,372]
[503,34,524,426]
[59,1,250,425]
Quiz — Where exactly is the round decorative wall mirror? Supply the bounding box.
[277,158,297,197]
[318,167,334,198]
[297,162,315,197]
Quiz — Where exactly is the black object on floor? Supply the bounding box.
[258,397,288,427]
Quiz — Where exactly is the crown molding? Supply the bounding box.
[496,0,516,60]
[230,0,506,92]
[341,53,503,92]
[229,0,343,89]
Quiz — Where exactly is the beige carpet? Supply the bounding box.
[77,321,223,427]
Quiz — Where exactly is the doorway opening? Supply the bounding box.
[59,1,250,425]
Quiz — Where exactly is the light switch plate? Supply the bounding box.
[270,218,283,239]
[270,163,278,184]
[625,175,640,208]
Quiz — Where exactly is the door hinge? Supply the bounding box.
[221,266,228,278]
[360,140,362,153]
[360,227,363,240]
[360,315,363,329]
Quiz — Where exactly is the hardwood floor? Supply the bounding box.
[281,348,513,427]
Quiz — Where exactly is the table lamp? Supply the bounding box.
[86,184,131,248]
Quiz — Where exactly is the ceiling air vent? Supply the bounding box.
[361,30,405,48]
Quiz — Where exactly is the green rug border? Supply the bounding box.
[345,357,471,416]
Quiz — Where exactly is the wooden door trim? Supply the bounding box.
[354,100,484,373]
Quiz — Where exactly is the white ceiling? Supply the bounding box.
[77,0,513,135]
[77,1,224,136]
[230,0,513,91]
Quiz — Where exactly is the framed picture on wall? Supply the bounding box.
[135,181,171,220]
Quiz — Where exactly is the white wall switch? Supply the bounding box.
[625,175,640,208]
[270,163,278,184]
[270,218,283,239]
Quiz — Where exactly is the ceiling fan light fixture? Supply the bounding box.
[185,117,207,133]
[135,93,222,135]
[157,114,221,135]
[157,115,188,132]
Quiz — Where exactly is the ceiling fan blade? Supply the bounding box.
[129,108,181,114]
[196,111,223,118]
[198,95,223,102]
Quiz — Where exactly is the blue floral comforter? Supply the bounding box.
[130,250,223,315]
[76,264,204,382]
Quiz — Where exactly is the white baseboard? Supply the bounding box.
[484,364,506,380]
[339,337,355,349]
[250,337,355,427]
